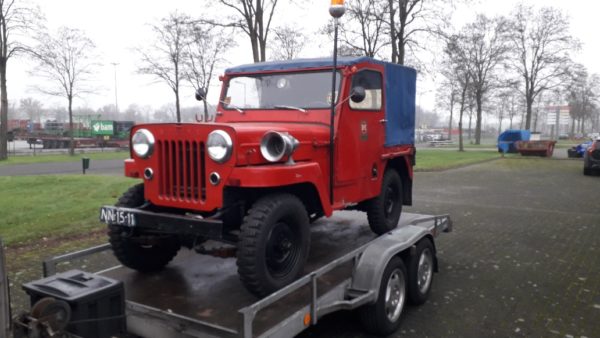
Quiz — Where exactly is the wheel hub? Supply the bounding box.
[384,269,405,322]
[417,248,433,293]
[266,222,300,277]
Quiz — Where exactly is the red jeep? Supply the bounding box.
[100,56,417,297]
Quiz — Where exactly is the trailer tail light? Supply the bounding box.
[157,140,206,202]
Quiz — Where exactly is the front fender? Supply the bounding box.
[227,162,332,215]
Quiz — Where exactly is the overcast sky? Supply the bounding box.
[8,0,599,115]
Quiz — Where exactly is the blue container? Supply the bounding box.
[498,130,531,153]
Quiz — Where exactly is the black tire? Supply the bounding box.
[584,167,592,176]
[108,184,180,272]
[237,193,310,297]
[359,257,407,336]
[407,238,435,305]
[366,170,403,235]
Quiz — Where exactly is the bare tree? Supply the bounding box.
[387,0,452,65]
[0,0,42,160]
[507,4,579,130]
[461,14,509,144]
[185,23,234,121]
[208,0,279,62]
[270,26,305,60]
[19,97,43,123]
[138,12,191,123]
[435,78,458,140]
[30,27,98,156]
[566,64,600,135]
[443,34,473,151]
[337,0,389,58]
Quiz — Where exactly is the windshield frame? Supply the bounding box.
[221,69,343,111]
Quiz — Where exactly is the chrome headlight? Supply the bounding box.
[260,131,299,162]
[132,129,155,158]
[207,130,233,163]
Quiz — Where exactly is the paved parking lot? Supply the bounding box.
[302,157,600,337]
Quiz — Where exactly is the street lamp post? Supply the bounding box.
[328,0,345,205]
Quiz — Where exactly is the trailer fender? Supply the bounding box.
[350,225,433,299]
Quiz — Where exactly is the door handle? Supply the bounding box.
[379,119,387,124]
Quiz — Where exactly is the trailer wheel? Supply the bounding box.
[108,184,180,272]
[237,193,310,297]
[366,170,403,235]
[407,238,434,305]
[359,257,407,336]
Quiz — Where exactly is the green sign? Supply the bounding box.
[91,120,114,136]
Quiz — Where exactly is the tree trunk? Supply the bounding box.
[388,0,397,64]
[525,95,533,130]
[68,95,74,156]
[250,31,260,63]
[175,89,181,123]
[0,58,8,160]
[458,79,469,152]
[203,99,209,122]
[475,91,482,145]
[397,1,407,65]
[468,112,472,140]
[448,98,454,140]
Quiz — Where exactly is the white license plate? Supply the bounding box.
[100,207,136,227]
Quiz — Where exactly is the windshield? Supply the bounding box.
[223,71,341,110]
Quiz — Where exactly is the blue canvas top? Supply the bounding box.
[225,56,389,74]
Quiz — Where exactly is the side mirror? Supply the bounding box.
[195,88,206,101]
[350,86,366,103]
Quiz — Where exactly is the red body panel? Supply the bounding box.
[125,62,415,216]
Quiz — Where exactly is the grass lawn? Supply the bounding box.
[0,151,130,166]
[0,150,502,246]
[0,175,136,246]
[415,149,504,171]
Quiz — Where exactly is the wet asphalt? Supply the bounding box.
[300,157,600,337]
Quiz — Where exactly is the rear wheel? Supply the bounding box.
[108,184,180,272]
[366,170,403,235]
[359,257,407,336]
[407,238,435,305]
[237,193,310,297]
[584,167,592,176]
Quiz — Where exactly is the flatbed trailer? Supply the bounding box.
[515,140,557,157]
[1,212,451,338]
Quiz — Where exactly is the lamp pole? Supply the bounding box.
[328,0,345,205]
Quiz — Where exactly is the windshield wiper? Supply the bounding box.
[273,105,307,113]
[220,101,244,114]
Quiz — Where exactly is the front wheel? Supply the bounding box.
[366,170,403,235]
[108,184,180,272]
[359,257,407,336]
[236,193,310,297]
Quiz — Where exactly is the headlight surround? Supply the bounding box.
[132,129,155,158]
[260,131,299,162]
[207,130,233,163]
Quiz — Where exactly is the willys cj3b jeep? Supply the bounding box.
[100,56,417,297]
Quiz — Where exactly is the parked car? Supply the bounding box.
[583,139,600,175]
[567,140,592,158]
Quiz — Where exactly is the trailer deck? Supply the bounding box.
[5,211,451,338]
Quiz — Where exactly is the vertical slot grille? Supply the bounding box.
[157,140,205,202]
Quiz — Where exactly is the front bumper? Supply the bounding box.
[100,206,224,240]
